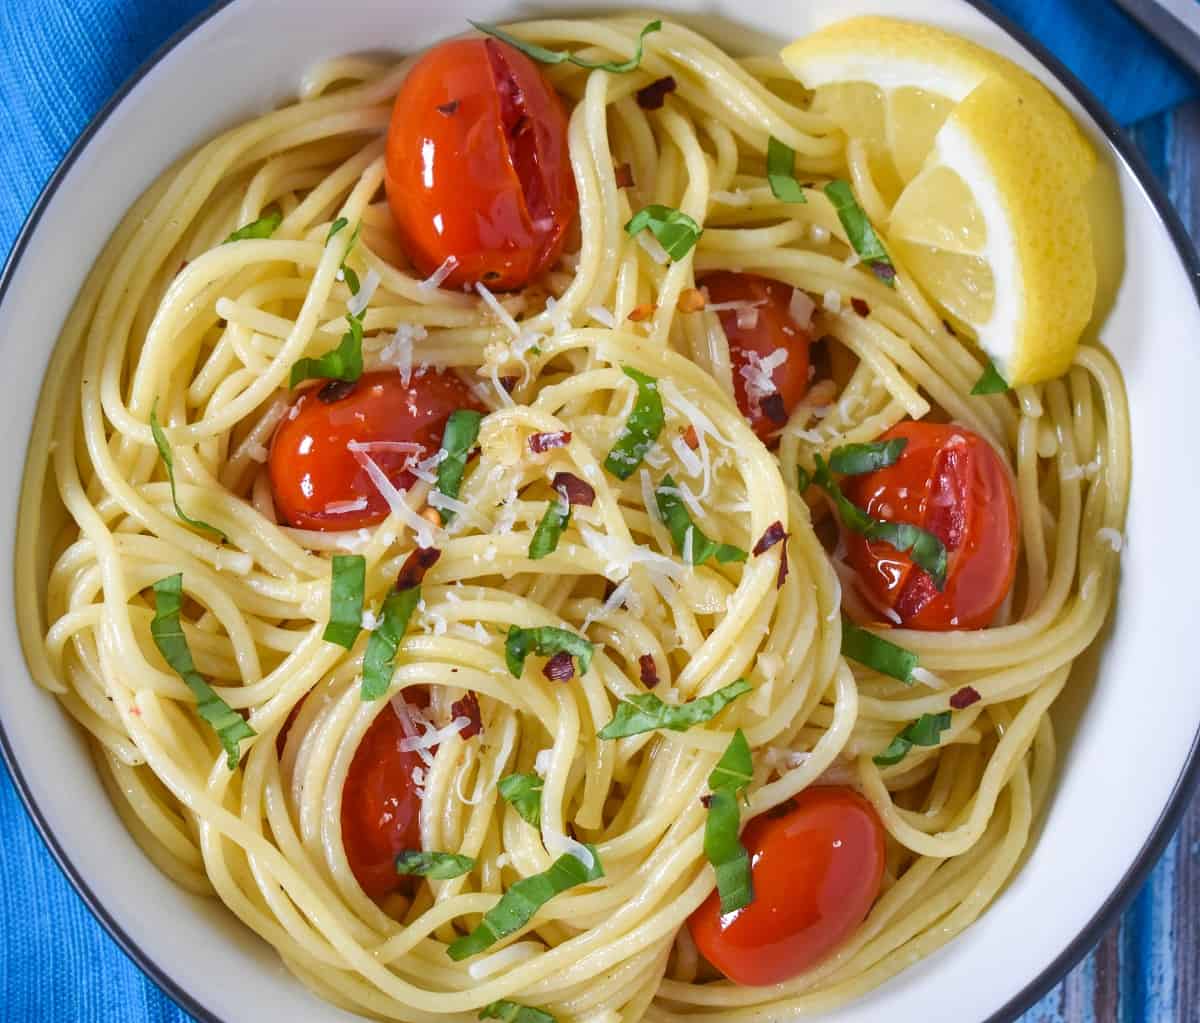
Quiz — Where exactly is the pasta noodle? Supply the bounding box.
[14,14,1129,1021]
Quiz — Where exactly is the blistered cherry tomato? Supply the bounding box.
[689,786,886,986]
[842,421,1018,630]
[341,702,426,901]
[385,38,577,291]
[699,271,812,442]
[268,370,481,531]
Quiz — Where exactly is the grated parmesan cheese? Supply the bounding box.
[418,255,458,291]
[350,449,436,548]
[399,715,472,754]
[545,832,595,871]
[534,748,553,777]
[671,434,703,478]
[325,497,368,515]
[361,609,378,630]
[475,281,522,338]
[380,323,427,384]
[347,268,381,318]
[822,289,842,313]
[788,289,816,330]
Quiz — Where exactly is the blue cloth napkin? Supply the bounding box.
[0,2,1195,1021]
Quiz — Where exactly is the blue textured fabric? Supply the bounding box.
[0,2,1195,1022]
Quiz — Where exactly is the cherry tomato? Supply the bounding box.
[842,421,1018,630]
[700,271,812,442]
[341,701,426,901]
[385,38,577,291]
[268,370,481,531]
[689,786,886,986]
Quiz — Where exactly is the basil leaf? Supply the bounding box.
[480,1002,556,1023]
[224,209,281,243]
[796,465,811,493]
[828,438,908,475]
[342,265,361,296]
[361,587,421,699]
[597,678,751,739]
[447,847,604,960]
[624,204,703,261]
[150,574,255,769]
[529,498,570,559]
[874,711,952,766]
[813,455,947,589]
[289,311,364,388]
[150,403,226,540]
[823,180,895,287]
[498,772,544,828]
[435,409,483,524]
[702,729,754,913]
[841,618,919,683]
[971,359,1009,395]
[395,850,475,879]
[655,475,748,566]
[505,626,593,678]
[326,217,349,242]
[709,728,753,793]
[469,19,660,74]
[766,137,807,204]
[323,555,365,649]
[604,367,664,480]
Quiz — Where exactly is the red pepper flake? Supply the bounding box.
[760,392,788,425]
[451,691,483,739]
[677,288,706,313]
[317,379,356,404]
[614,163,635,189]
[638,653,659,688]
[628,303,655,322]
[636,75,677,110]
[397,547,442,590]
[499,375,518,393]
[542,650,575,682]
[950,686,982,710]
[553,471,596,507]
[850,297,871,317]
[777,534,789,589]
[753,521,787,556]
[680,424,699,450]
[436,99,460,116]
[700,794,714,808]
[529,430,572,454]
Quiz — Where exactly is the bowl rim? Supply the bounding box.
[1,1,1197,1021]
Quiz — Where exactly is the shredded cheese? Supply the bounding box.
[380,323,427,384]
[350,448,436,548]
[418,255,458,291]
[347,268,381,318]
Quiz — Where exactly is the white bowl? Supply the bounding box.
[3,1,1198,1020]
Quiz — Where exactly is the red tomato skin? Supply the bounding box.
[842,421,1018,631]
[699,271,812,442]
[268,370,480,532]
[385,38,576,291]
[688,787,886,986]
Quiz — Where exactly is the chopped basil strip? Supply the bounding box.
[326,217,349,242]
[529,498,570,559]
[604,367,664,479]
[289,310,364,388]
[505,626,593,678]
[841,618,919,684]
[971,359,1009,395]
[498,772,544,828]
[704,729,754,913]
[655,475,748,566]
[435,409,483,524]
[823,180,895,287]
[150,403,226,540]
[796,465,811,493]
[151,574,255,769]
[394,850,475,879]
[323,554,365,649]
[828,438,908,475]
[224,209,281,243]
[814,455,947,589]
[342,265,361,296]
[469,18,660,74]
[766,136,807,204]
[625,204,703,261]
[874,711,952,766]
[597,678,751,740]
[361,587,421,700]
[447,847,604,960]
[479,1002,556,1023]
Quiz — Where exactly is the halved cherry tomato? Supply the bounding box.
[385,38,577,291]
[341,701,425,901]
[699,272,812,442]
[268,370,481,531]
[842,421,1018,630]
[688,786,886,986]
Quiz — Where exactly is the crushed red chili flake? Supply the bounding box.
[850,297,871,317]
[529,430,572,454]
[700,794,714,808]
[950,686,982,710]
[553,471,596,507]
[436,99,460,116]
[499,375,519,393]
[638,653,659,688]
[760,392,788,425]
[636,75,677,110]
[681,424,699,450]
[451,691,483,738]
[543,650,576,682]
[777,534,789,588]
[677,288,706,313]
[317,379,355,404]
[396,547,442,590]
[753,521,787,556]
[628,303,655,322]
[614,163,635,189]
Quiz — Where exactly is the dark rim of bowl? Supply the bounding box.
[1,1,1198,1021]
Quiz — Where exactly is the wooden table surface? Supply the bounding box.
[1017,104,1200,1023]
